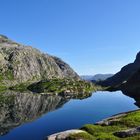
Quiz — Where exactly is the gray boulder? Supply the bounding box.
[114,126,140,138]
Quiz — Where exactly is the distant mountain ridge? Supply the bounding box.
[80,75,94,81]
[0,35,79,86]
[81,74,113,82]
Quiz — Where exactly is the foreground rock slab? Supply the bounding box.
[47,129,85,140]
[114,126,140,138]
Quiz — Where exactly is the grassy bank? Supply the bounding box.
[68,110,140,140]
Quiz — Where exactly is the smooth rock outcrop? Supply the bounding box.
[47,129,85,140]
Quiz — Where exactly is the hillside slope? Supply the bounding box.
[121,68,140,95]
[101,52,140,87]
[0,35,79,86]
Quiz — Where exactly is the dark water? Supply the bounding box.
[0,91,139,140]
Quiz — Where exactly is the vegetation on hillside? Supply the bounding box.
[27,78,101,95]
[0,93,15,107]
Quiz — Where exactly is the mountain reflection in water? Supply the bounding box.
[0,91,91,136]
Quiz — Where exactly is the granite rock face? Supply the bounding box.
[0,35,79,86]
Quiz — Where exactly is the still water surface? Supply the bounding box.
[0,91,138,140]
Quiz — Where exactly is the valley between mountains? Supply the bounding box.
[1,35,140,140]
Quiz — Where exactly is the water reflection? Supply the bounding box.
[0,91,91,136]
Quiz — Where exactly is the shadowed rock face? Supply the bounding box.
[120,68,140,107]
[0,92,69,136]
[122,68,140,93]
[0,35,79,86]
[101,52,140,87]
[101,51,140,103]
[121,90,140,108]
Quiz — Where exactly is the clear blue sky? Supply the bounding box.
[0,0,140,75]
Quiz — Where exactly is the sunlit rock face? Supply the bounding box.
[0,35,79,86]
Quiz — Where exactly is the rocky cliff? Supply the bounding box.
[101,52,140,87]
[121,68,140,96]
[0,35,79,86]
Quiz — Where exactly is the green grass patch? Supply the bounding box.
[0,84,8,92]
[9,83,29,92]
[0,93,15,107]
[117,111,140,127]
[0,70,14,81]
[70,110,140,140]
[28,78,99,94]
